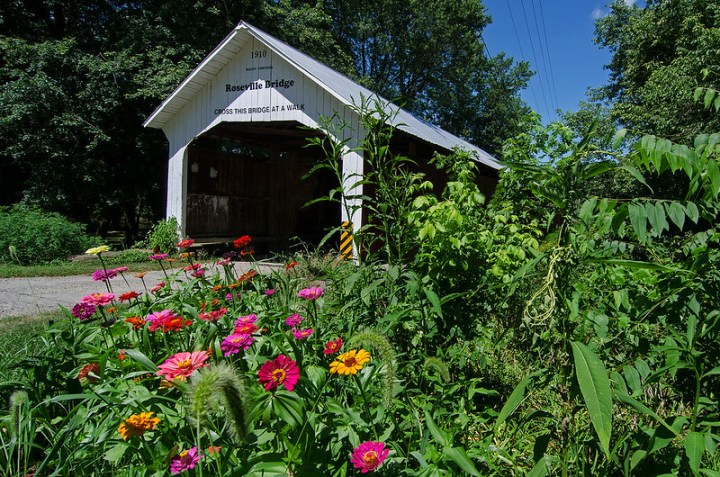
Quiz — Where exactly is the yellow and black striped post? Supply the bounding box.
[340,221,353,260]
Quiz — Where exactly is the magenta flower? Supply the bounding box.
[350,441,390,473]
[298,286,324,301]
[265,288,276,297]
[149,253,169,261]
[169,446,202,474]
[216,258,231,266]
[71,302,96,320]
[285,313,302,327]
[234,314,257,328]
[92,269,117,282]
[292,328,313,340]
[257,355,300,392]
[112,266,129,273]
[191,268,205,278]
[221,333,255,356]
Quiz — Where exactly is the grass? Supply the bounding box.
[0,250,160,278]
[0,261,157,278]
[0,311,62,392]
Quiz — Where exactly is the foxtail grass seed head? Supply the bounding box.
[348,330,397,408]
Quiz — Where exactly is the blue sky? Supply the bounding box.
[482,0,639,123]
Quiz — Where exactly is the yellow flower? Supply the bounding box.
[329,349,371,375]
[85,245,110,255]
[118,411,160,440]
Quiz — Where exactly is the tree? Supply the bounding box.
[323,0,531,155]
[594,0,720,143]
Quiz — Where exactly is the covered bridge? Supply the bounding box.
[144,21,500,252]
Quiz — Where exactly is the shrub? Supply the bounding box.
[0,205,94,264]
[143,217,179,254]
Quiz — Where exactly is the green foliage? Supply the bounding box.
[594,0,720,143]
[0,205,94,264]
[143,217,180,254]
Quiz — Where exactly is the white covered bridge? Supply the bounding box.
[144,21,500,252]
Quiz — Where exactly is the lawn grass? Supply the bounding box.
[0,257,157,278]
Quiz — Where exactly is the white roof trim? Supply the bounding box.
[144,21,500,170]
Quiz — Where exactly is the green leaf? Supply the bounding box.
[612,128,628,149]
[424,289,443,318]
[621,165,653,193]
[685,431,705,475]
[628,203,647,241]
[685,202,700,223]
[104,442,129,463]
[707,160,720,199]
[571,341,612,457]
[443,447,481,476]
[495,372,534,430]
[666,202,686,230]
[425,411,451,447]
[527,456,551,477]
[124,348,159,372]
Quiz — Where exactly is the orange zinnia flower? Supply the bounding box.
[118,412,160,440]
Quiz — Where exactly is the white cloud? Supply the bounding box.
[624,0,636,5]
[592,7,606,20]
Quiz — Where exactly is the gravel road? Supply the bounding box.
[0,262,279,318]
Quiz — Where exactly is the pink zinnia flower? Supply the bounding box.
[149,253,169,261]
[297,286,324,301]
[199,307,227,321]
[92,269,117,282]
[216,258,231,266]
[324,337,343,355]
[292,328,313,340]
[285,313,302,327]
[112,266,129,273]
[221,333,255,356]
[169,446,201,474]
[80,293,115,307]
[157,351,210,381]
[257,355,300,392]
[265,288,275,297]
[350,441,390,473]
[191,268,206,278]
[147,309,190,332]
[150,282,166,294]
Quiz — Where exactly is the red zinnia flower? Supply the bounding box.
[257,355,300,392]
[125,316,146,330]
[324,337,343,355]
[350,441,390,473]
[78,363,101,383]
[176,239,194,248]
[285,261,299,270]
[233,235,252,249]
[119,291,140,301]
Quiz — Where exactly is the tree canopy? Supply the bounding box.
[594,0,720,143]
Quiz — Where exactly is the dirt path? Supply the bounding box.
[0,262,279,318]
